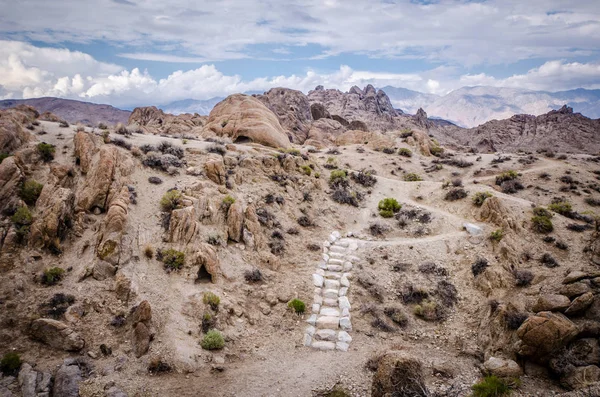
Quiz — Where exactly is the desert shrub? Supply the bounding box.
[540,253,559,268]
[329,170,348,188]
[567,223,592,232]
[41,267,65,285]
[331,188,361,207]
[0,352,21,376]
[203,292,220,311]
[471,375,515,397]
[98,123,108,130]
[533,207,553,218]
[436,280,458,307]
[269,239,285,255]
[505,311,528,330]
[115,123,131,135]
[418,262,448,276]
[307,243,320,251]
[585,197,600,207]
[380,147,394,155]
[451,178,463,187]
[158,141,184,159]
[400,284,429,304]
[413,300,445,321]
[438,158,473,168]
[444,188,467,201]
[495,170,518,185]
[160,190,183,212]
[430,145,444,157]
[555,240,569,250]
[369,222,389,236]
[489,229,504,242]
[473,192,493,207]
[207,144,226,156]
[142,152,183,172]
[0,153,10,164]
[160,248,185,270]
[206,235,221,246]
[110,314,126,327]
[201,312,215,333]
[398,148,412,157]
[548,201,573,216]
[297,215,313,227]
[531,215,553,234]
[143,245,154,259]
[514,269,534,287]
[371,317,395,332]
[11,206,33,227]
[201,330,225,350]
[300,165,312,176]
[139,144,157,154]
[472,258,489,276]
[288,298,305,314]
[148,358,173,374]
[256,207,276,226]
[404,173,422,182]
[351,170,377,187]
[378,198,401,218]
[59,120,69,128]
[383,307,408,327]
[222,195,235,212]
[110,137,132,150]
[19,179,44,206]
[37,142,56,162]
[41,293,75,318]
[244,269,263,283]
[501,179,524,194]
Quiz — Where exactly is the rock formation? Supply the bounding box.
[128,106,205,135]
[255,87,312,143]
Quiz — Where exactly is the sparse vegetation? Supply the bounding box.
[472,258,489,276]
[403,173,422,182]
[540,253,558,268]
[495,170,518,185]
[37,142,56,162]
[531,207,554,234]
[201,330,225,350]
[398,148,412,157]
[222,195,236,211]
[160,190,183,212]
[472,375,517,397]
[378,198,401,218]
[0,352,22,376]
[514,269,534,286]
[383,307,408,327]
[331,188,362,207]
[41,267,65,286]
[203,292,220,311]
[301,165,312,176]
[548,201,573,217]
[489,229,504,242]
[143,245,154,259]
[244,269,263,283]
[288,298,306,314]
[413,299,445,321]
[329,169,348,188]
[444,188,468,201]
[351,170,377,187]
[473,192,493,207]
[19,179,44,206]
[160,248,185,270]
[148,358,173,374]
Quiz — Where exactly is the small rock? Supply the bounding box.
[340,317,352,331]
[315,329,337,341]
[484,357,522,377]
[565,292,594,315]
[338,331,352,343]
[131,300,152,324]
[87,351,98,359]
[312,341,336,351]
[312,274,324,287]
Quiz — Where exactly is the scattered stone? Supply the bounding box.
[560,365,600,391]
[131,300,152,324]
[565,292,594,315]
[560,282,592,298]
[517,312,578,358]
[133,322,150,358]
[533,294,571,312]
[53,358,92,397]
[484,357,522,377]
[30,318,85,351]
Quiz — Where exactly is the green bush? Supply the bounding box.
[11,206,33,226]
[404,173,422,182]
[288,298,305,314]
[19,180,43,206]
[472,375,517,397]
[203,292,220,311]
[473,192,493,207]
[495,171,518,185]
[286,148,301,156]
[200,329,224,350]
[161,248,185,270]
[378,198,401,218]
[548,201,573,216]
[37,142,55,162]
[301,165,312,176]
[533,207,553,218]
[222,195,235,211]
[41,267,65,286]
[160,190,183,212]
[329,170,347,186]
[0,153,10,164]
[531,215,553,234]
[430,145,444,157]
[490,229,504,242]
[398,148,413,157]
[0,352,21,376]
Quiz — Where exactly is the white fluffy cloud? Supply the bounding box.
[1,41,600,107]
[0,1,598,66]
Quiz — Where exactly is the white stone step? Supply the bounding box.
[324,272,341,279]
[339,296,351,310]
[328,258,344,266]
[320,307,340,317]
[312,274,324,287]
[316,315,339,329]
[314,329,337,341]
[312,340,336,351]
[340,317,352,331]
[329,245,346,253]
[336,341,349,352]
[327,265,343,272]
[324,279,340,289]
[329,252,345,260]
[338,331,352,343]
[323,289,339,299]
[323,298,338,306]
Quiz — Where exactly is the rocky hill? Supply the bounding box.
[0,97,131,126]
[436,105,600,154]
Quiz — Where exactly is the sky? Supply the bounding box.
[0,0,599,108]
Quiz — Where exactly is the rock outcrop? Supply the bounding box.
[128,106,205,135]
[0,106,34,153]
[53,358,92,397]
[73,131,98,174]
[30,318,85,351]
[256,88,312,143]
[517,311,578,359]
[0,156,25,214]
[203,94,291,148]
[305,119,346,148]
[96,185,130,265]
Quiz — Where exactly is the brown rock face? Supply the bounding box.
[73,131,98,174]
[371,352,428,397]
[256,87,312,144]
[167,206,198,244]
[517,311,578,358]
[128,106,205,135]
[533,294,571,312]
[192,244,220,282]
[30,318,85,351]
[133,322,151,358]
[204,156,227,185]
[305,119,346,148]
[560,366,600,391]
[132,300,152,324]
[227,201,244,242]
[0,106,33,153]
[0,156,25,214]
[96,185,130,265]
[203,94,291,148]
[76,145,134,213]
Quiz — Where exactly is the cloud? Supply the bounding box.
[1,41,600,108]
[117,53,213,63]
[0,0,599,66]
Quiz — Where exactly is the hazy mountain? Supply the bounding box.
[382,86,600,127]
[0,97,131,125]
[160,97,224,115]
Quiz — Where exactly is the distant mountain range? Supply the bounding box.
[381,86,600,127]
[1,86,598,129]
[0,97,131,126]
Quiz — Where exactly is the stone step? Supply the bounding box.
[329,245,346,254]
[323,289,339,299]
[314,329,337,341]
[320,307,340,317]
[312,274,324,287]
[324,272,341,279]
[323,297,338,306]
[336,341,349,352]
[335,239,350,247]
[327,265,344,272]
[329,252,346,260]
[316,315,339,329]
[324,279,340,289]
[340,317,352,331]
[343,261,353,271]
[327,258,344,266]
[312,340,336,351]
